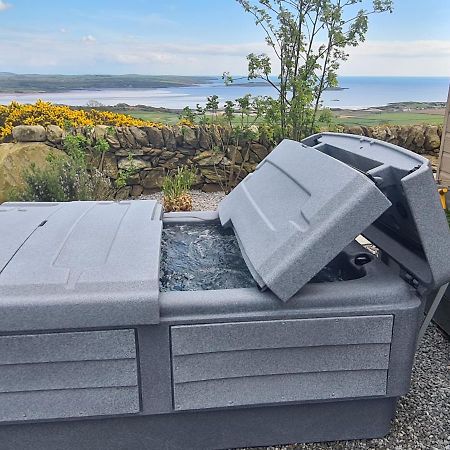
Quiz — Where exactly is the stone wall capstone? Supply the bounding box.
[342,124,442,154]
[6,123,443,198]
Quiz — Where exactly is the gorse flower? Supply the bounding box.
[0,100,162,139]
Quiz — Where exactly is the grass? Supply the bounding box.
[333,111,444,127]
[114,110,181,125]
[113,109,444,127]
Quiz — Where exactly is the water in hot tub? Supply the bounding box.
[160,224,359,292]
[160,223,256,291]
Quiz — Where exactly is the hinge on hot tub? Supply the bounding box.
[407,165,421,175]
[403,273,419,290]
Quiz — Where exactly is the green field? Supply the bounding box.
[333,111,444,126]
[114,109,181,124]
[119,108,444,127]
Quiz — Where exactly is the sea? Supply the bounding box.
[0,76,448,110]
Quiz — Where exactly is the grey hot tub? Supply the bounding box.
[0,133,449,450]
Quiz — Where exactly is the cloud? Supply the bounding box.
[341,40,450,76]
[0,29,449,77]
[0,0,12,12]
[112,41,269,65]
[349,40,450,59]
[82,35,96,43]
[117,12,175,26]
[60,28,67,33]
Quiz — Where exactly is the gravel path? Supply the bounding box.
[141,189,225,211]
[144,190,450,450]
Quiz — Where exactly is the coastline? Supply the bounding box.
[0,75,448,108]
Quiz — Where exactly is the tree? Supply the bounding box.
[86,100,104,108]
[229,0,393,140]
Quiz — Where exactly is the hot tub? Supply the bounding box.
[0,133,449,450]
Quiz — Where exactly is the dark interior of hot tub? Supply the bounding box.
[160,223,366,292]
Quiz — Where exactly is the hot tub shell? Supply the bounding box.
[0,133,449,450]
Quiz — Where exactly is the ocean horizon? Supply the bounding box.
[0,76,448,110]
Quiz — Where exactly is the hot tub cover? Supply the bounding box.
[303,132,450,293]
[219,139,392,301]
[0,200,162,331]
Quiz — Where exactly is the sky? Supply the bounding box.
[0,0,449,77]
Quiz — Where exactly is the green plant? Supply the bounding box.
[179,106,196,124]
[205,94,264,193]
[9,132,115,202]
[205,95,220,124]
[162,166,196,198]
[9,152,112,202]
[63,134,88,165]
[227,0,393,140]
[116,153,139,189]
[63,133,110,170]
[214,146,250,194]
[161,167,197,212]
[177,94,265,194]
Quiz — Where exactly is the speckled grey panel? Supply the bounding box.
[0,200,162,331]
[0,398,398,450]
[0,329,139,422]
[0,202,62,272]
[302,132,450,292]
[218,139,392,301]
[171,316,393,410]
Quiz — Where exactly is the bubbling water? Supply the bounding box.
[160,223,361,292]
[160,224,256,292]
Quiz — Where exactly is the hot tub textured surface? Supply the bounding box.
[171,315,393,410]
[0,330,139,422]
[219,139,392,301]
[303,132,450,293]
[0,200,162,330]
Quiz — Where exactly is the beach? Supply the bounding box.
[0,76,448,110]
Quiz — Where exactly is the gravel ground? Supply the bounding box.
[144,190,450,450]
[141,189,225,211]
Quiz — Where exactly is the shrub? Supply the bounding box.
[178,106,196,126]
[0,100,161,140]
[115,153,140,189]
[9,133,113,202]
[10,154,112,202]
[162,167,197,212]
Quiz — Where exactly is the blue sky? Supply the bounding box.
[0,0,449,76]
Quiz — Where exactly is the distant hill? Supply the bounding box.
[0,73,216,93]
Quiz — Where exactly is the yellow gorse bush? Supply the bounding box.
[0,100,162,139]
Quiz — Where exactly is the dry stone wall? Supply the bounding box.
[342,124,442,155]
[8,123,443,198]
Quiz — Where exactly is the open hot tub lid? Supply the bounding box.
[0,200,163,331]
[303,132,450,293]
[219,139,392,302]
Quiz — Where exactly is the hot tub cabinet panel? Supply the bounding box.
[0,398,398,450]
[0,330,140,422]
[1,134,450,449]
[171,316,393,410]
